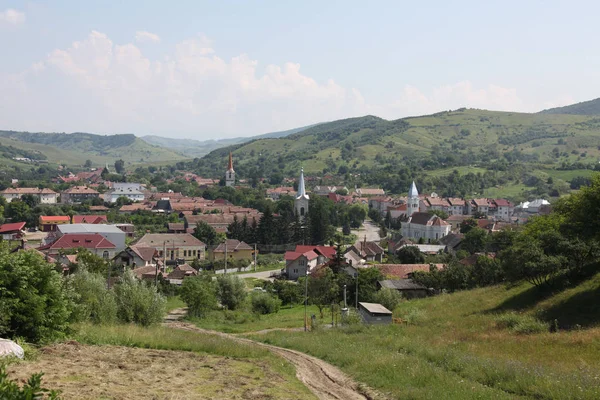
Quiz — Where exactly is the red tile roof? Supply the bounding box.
[39,215,71,223]
[375,264,446,279]
[493,199,512,207]
[294,245,336,259]
[0,222,26,234]
[72,215,108,224]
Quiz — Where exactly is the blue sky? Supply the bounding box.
[0,0,598,139]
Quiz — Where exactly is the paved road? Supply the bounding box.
[235,268,281,280]
[343,219,381,242]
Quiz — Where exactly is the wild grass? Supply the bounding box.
[165,296,186,312]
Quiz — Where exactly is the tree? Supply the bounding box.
[462,227,489,254]
[193,221,219,245]
[21,194,39,208]
[115,196,133,207]
[113,271,166,326]
[396,246,425,264]
[84,159,92,168]
[428,209,449,220]
[307,267,338,318]
[5,199,30,222]
[215,275,247,310]
[0,245,72,343]
[114,159,125,174]
[67,270,117,324]
[460,218,478,234]
[373,288,403,311]
[180,274,217,317]
[257,203,276,244]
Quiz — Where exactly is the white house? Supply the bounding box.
[0,188,58,204]
[447,198,466,215]
[401,212,451,242]
[284,250,319,280]
[105,186,146,203]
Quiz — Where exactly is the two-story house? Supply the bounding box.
[135,233,206,263]
[208,239,255,262]
[61,186,100,204]
[1,188,58,204]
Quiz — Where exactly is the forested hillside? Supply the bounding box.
[540,98,600,115]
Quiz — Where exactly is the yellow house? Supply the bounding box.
[134,233,206,262]
[39,215,71,232]
[209,239,255,262]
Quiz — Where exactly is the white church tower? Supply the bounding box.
[295,168,309,219]
[407,181,420,216]
[225,152,235,187]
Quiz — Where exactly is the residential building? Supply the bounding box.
[40,233,117,259]
[39,216,70,232]
[71,215,108,224]
[491,199,513,221]
[61,186,100,204]
[374,263,446,279]
[368,196,394,215]
[208,239,255,262]
[354,188,385,197]
[284,249,320,280]
[468,198,490,216]
[135,233,206,262]
[113,245,157,269]
[423,196,449,213]
[58,224,127,253]
[349,239,385,262]
[294,168,309,219]
[0,222,26,240]
[105,186,145,203]
[167,264,198,284]
[447,198,466,215]
[225,152,235,187]
[0,188,58,204]
[115,223,135,238]
[266,187,295,201]
[401,212,451,241]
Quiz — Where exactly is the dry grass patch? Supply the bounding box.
[7,342,314,400]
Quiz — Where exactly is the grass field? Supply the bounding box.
[244,276,600,399]
[6,323,315,399]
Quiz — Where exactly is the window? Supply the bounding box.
[193,250,196,256]
[183,250,187,257]
[300,207,305,216]
[293,269,298,274]
[103,251,109,259]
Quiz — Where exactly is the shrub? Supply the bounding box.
[373,288,403,311]
[67,270,117,325]
[215,275,247,310]
[180,274,217,318]
[113,271,166,326]
[403,308,426,325]
[0,365,60,399]
[251,292,282,315]
[0,246,72,343]
[495,312,548,334]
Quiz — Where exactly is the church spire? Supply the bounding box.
[296,168,309,200]
[408,181,419,198]
[227,152,234,172]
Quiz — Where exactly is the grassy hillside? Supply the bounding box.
[255,275,600,399]
[540,98,600,115]
[0,130,187,167]
[187,109,600,198]
[141,123,319,158]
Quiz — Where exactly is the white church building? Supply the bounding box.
[401,181,450,241]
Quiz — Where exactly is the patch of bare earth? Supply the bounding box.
[7,342,312,399]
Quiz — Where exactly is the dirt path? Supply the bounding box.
[164,308,383,400]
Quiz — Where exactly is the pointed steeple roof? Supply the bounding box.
[227,152,234,172]
[296,168,309,200]
[408,181,419,198]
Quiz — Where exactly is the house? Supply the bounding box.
[396,243,447,255]
[401,212,451,241]
[447,198,466,215]
[378,279,429,299]
[344,248,365,268]
[208,239,255,262]
[439,233,464,254]
[39,233,117,259]
[358,302,392,325]
[89,205,109,212]
[0,222,26,240]
[135,233,206,263]
[167,223,186,233]
[113,245,157,269]
[119,202,154,213]
[39,215,71,232]
[115,223,135,238]
[284,249,320,280]
[58,224,127,253]
[132,265,163,281]
[72,215,108,224]
[153,199,173,214]
[423,197,449,213]
[368,196,394,215]
[468,198,490,216]
[387,204,409,220]
[266,187,295,201]
[446,214,470,231]
[167,263,198,284]
[515,199,551,214]
[105,185,145,203]
[61,186,100,204]
[354,188,385,197]
[0,188,59,204]
[350,239,385,262]
[374,263,446,279]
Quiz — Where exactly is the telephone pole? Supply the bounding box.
[224,240,228,274]
[254,243,257,272]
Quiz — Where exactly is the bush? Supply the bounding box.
[251,292,282,315]
[67,270,117,325]
[113,271,166,326]
[495,312,548,334]
[373,288,403,311]
[0,246,72,343]
[215,275,247,310]
[403,308,427,325]
[180,274,217,318]
[0,365,60,399]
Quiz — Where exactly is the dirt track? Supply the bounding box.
[165,309,382,400]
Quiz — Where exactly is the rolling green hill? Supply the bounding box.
[0,131,187,167]
[540,98,600,115]
[141,123,320,158]
[185,109,600,200]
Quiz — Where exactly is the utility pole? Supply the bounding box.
[304,268,309,332]
[224,240,228,274]
[355,272,358,309]
[254,243,257,272]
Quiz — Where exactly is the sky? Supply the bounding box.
[1,0,599,140]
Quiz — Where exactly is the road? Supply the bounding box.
[165,309,382,400]
[340,219,381,243]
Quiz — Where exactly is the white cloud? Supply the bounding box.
[135,30,160,43]
[0,8,25,25]
[0,30,556,138]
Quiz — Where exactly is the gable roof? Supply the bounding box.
[294,245,336,259]
[129,245,157,262]
[135,233,205,248]
[72,215,108,224]
[353,240,385,257]
[42,233,116,251]
[0,222,26,234]
[375,264,446,279]
[379,279,427,290]
[62,186,99,194]
[212,239,253,253]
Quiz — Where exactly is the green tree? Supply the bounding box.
[373,288,403,311]
[84,159,92,168]
[180,274,217,317]
[428,209,449,220]
[5,199,30,222]
[67,270,117,324]
[396,246,425,264]
[114,159,125,174]
[193,221,220,245]
[20,194,39,208]
[0,246,72,343]
[462,227,489,254]
[113,271,166,326]
[215,274,247,310]
[307,267,338,318]
[460,218,478,233]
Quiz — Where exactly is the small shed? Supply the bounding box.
[378,279,428,299]
[358,302,392,325]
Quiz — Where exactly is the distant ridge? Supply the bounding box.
[539,98,600,115]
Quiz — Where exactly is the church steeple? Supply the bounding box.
[295,168,309,219]
[407,181,419,216]
[225,152,235,187]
